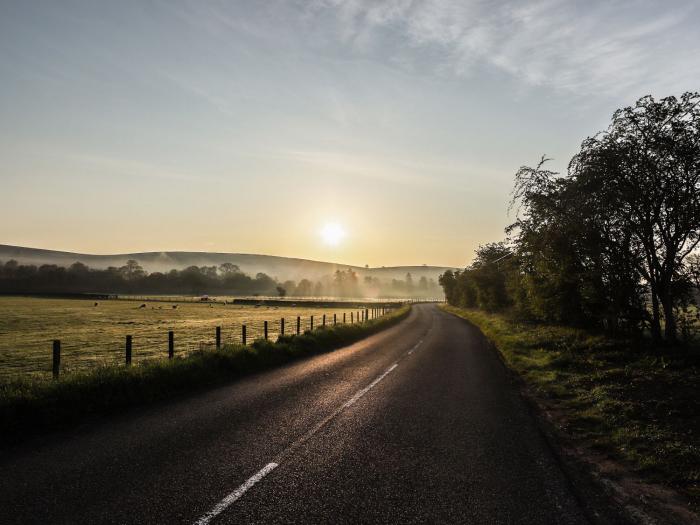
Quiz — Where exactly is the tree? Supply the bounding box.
[218,262,240,275]
[439,270,459,305]
[281,280,296,296]
[405,273,414,293]
[68,261,89,275]
[120,260,145,281]
[688,253,700,289]
[254,273,277,294]
[0,259,332,298]
[569,92,700,341]
[295,279,313,297]
[181,266,207,294]
[418,276,428,291]
[469,243,516,312]
[509,155,647,329]
[333,269,360,297]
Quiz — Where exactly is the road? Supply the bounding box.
[0,304,595,524]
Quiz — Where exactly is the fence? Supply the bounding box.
[115,295,439,305]
[48,306,397,379]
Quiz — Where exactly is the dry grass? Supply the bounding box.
[0,296,368,379]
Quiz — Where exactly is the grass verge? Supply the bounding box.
[441,305,700,513]
[0,306,410,446]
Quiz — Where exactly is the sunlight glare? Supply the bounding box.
[320,222,346,246]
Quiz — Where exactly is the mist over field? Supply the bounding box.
[0,244,451,281]
[0,244,449,298]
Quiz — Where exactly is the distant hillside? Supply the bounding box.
[0,245,455,283]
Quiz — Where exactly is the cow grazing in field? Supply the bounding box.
[172,304,178,309]
[139,304,146,309]
[94,302,99,307]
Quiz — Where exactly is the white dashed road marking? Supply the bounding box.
[193,324,432,524]
[194,462,278,525]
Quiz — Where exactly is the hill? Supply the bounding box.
[0,245,455,284]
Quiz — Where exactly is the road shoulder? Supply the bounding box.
[439,305,699,525]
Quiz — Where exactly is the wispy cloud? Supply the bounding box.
[281,148,478,190]
[62,153,204,183]
[308,0,700,97]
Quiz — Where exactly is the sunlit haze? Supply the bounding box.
[2,1,699,267]
[320,222,346,247]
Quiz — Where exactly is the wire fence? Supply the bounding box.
[41,306,400,379]
[115,295,443,304]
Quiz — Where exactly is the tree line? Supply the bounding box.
[0,259,441,298]
[440,93,700,343]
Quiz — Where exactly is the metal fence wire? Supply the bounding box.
[42,306,400,379]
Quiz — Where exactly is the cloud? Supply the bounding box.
[61,152,204,183]
[308,0,700,97]
[281,148,477,190]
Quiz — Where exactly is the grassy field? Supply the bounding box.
[0,296,369,379]
[441,305,700,513]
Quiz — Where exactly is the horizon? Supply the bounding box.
[2,1,700,267]
[0,243,456,270]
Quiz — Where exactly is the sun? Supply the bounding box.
[320,222,346,246]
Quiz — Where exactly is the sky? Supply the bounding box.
[1,0,699,268]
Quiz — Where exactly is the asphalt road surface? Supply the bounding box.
[1,304,596,524]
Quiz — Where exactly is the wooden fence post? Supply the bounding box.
[343,312,346,323]
[310,315,314,331]
[52,340,61,379]
[281,318,285,336]
[216,326,221,350]
[242,324,247,346]
[264,320,268,340]
[296,316,300,335]
[168,331,174,359]
[322,314,326,327]
[126,335,132,365]
[351,312,354,323]
[334,313,337,325]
